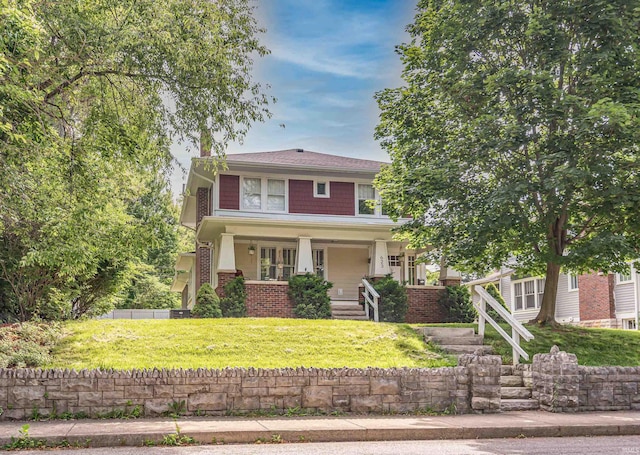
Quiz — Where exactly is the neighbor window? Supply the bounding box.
[358,184,375,215]
[568,274,579,291]
[513,278,545,311]
[617,270,633,283]
[314,181,330,198]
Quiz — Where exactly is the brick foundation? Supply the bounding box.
[440,278,462,286]
[245,281,295,318]
[216,272,237,298]
[578,273,615,321]
[405,286,448,323]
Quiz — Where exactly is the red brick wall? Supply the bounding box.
[245,283,295,318]
[578,273,615,321]
[219,175,240,210]
[195,187,211,290]
[215,272,237,297]
[405,287,448,323]
[288,180,355,216]
[440,278,462,286]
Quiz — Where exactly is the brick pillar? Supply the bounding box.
[216,272,237,297]
[195,187,211,291]
[578,273,615,321]
[532,346,579,412]
[458,352,502,413]
[440,278,462,286]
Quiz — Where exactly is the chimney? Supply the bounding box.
[200,129,211,157]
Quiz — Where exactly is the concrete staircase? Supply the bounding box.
[331,301,368,321]
[418,327,493,355]
[500,364,539,411]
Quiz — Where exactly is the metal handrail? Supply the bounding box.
[361,278,380,322]
[471,284,534,365]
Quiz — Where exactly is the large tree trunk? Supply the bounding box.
[530,261,561,325]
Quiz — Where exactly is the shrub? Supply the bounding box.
[438,285,474,323]
[288,274,333,319]
[484,282,509,323]
[220,277,247,318]
[0,322,62,368]
[191,284,222,318]
[370,275,408,323]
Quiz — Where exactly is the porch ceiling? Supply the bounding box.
[197,216,399,243]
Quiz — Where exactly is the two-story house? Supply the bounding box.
[171,148,460,322]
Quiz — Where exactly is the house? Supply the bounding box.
[479,268,639,330]
[171,148,461,322]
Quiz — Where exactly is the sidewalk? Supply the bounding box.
[1,411,639,447]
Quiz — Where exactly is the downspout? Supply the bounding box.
[634,264,639,331]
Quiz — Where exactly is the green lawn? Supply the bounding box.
[422,322,640,366]
[50,319,454,370]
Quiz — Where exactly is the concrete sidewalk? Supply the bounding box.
[1,411,639,447]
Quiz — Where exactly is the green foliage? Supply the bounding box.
[220,277,247,318]
[370,275,408,323]
[3,424,45,450]
[0,323,61,368]
[119,263,179,310]
[288,274,333,319]
[375,0,640,324]
[191,284,222,318]
[438,286,474,323]
[484,283,509,323]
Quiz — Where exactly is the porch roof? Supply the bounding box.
[197,215,400,243]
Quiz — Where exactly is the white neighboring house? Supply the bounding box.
[480,267,639,330]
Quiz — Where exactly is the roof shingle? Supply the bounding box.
[225,149,385,172]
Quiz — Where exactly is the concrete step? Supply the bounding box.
[500,375,524,387]
[425,336,484,346]
[332,309,367,316]
[500,399,540,412]
[420,327,476,338]
[439,345,493,355]
[501,387,532,399]
[332,314,369,321]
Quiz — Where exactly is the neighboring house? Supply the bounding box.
[478,268,639,330]
[171,148,460,322]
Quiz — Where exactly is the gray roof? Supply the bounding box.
[225,149,385,172]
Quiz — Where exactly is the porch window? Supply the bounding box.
[313,249,325,278]
[358,184,375,215]
[281,248,296,280]
[267,179,286,211]
[407,255,416,285]
[260,247,277,280]
[242,178,262,210]
[388,255,401,267]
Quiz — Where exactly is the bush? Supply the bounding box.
[370,275,408,323]
[288,274,333,319]
[220,277,247,318]
[438,285,474,323]
[484,282,509,323]
[0,322,62,368]
[191,284,222,318]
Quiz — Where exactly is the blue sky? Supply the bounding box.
[170,0,416,195]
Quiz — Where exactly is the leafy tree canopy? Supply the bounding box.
[375,0,640,324]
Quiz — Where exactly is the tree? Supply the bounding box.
[375,0,640,325]
[0,0,271,320]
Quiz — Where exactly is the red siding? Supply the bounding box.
[288,180,355,216]
[219,175,240,210]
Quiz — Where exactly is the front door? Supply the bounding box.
[389,255,402,282]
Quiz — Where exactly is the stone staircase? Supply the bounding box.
[418,327,493,355]
[500,364,539,411]
[331,301,368,321]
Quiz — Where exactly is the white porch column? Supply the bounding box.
[217,233,236,272]
[371,240,390,277]
[296,237,314,275]
[416,262,427,284]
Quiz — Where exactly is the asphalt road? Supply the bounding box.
[14,435,640,454]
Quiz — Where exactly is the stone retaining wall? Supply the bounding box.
[0,365,474,420]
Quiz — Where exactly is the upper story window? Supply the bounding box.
[568,274,579,291]
[358,184,376,215]
[513,277,545,311]
[241,177,286,212]
[314,181,330,198]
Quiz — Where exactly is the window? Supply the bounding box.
[407,255,416,285]
[242,177,286,212]
[358,184,375,215]
[617,270,633,283]
[260,247,277,280]
[267,179,285,211]
[313,249,325,278]
[242,178,261,210]
[314,181,330,198]
[513,278,545,311]
[388,255,401,267]
[568,274,579,291]
[280,248,296,280]
[623,318,637,330]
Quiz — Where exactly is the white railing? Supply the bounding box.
[466,273,534,365]
[361,278,380,322]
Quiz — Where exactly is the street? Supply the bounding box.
[14,435,640,454]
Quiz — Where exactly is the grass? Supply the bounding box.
[48,318,454,370]
[421,322,640,366]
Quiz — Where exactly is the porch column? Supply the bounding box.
[370,240,390,277]
[217,233,236,273]
[296,237,314,275]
